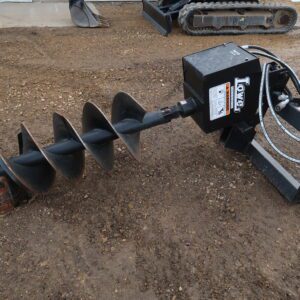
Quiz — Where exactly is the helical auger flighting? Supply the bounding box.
[0,92,198,207]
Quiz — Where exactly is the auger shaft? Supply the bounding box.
[9,100,197,167]
[0,95,199,210]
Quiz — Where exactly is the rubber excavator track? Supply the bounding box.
[178,2,298,35]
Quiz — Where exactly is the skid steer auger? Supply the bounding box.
[0,43,300,214]
[69,0,109,28]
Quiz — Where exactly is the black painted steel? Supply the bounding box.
[221,123,300,203]
[278,100,300,131]
[45,113,85,180]
[142,0,174,36]
[111,92,147,160]
[247,140,300,202]
[82,102,116,171]
[1,125,56,193]
[0,92,198,196]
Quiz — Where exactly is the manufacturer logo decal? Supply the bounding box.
[234,77,250,113]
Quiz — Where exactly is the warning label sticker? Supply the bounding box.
[209,82,231,121]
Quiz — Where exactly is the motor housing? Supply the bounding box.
[183,42,262,133]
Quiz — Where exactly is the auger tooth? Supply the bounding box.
[43,113,85,180]
[112,92,146,161]
[0,124,56,193]
[82,102,115,171]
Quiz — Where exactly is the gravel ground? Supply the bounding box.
[0,2,300,299]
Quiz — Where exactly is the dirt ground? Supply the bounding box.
[0,2,300,299]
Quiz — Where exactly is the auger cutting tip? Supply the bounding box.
[2,124,56,193]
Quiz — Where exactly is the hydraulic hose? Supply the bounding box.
[258,63,300,164]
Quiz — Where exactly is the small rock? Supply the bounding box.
[40,261,48,267]
[128,202,134,209]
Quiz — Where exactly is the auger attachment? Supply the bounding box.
[0,92,197,213]
[69,0,110,28]
[1,43,300,214]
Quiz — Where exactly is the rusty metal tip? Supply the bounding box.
[0,177,14,215]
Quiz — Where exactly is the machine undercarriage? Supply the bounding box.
[142,0,298,36]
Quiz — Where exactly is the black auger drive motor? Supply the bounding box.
[0,43,299,214]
